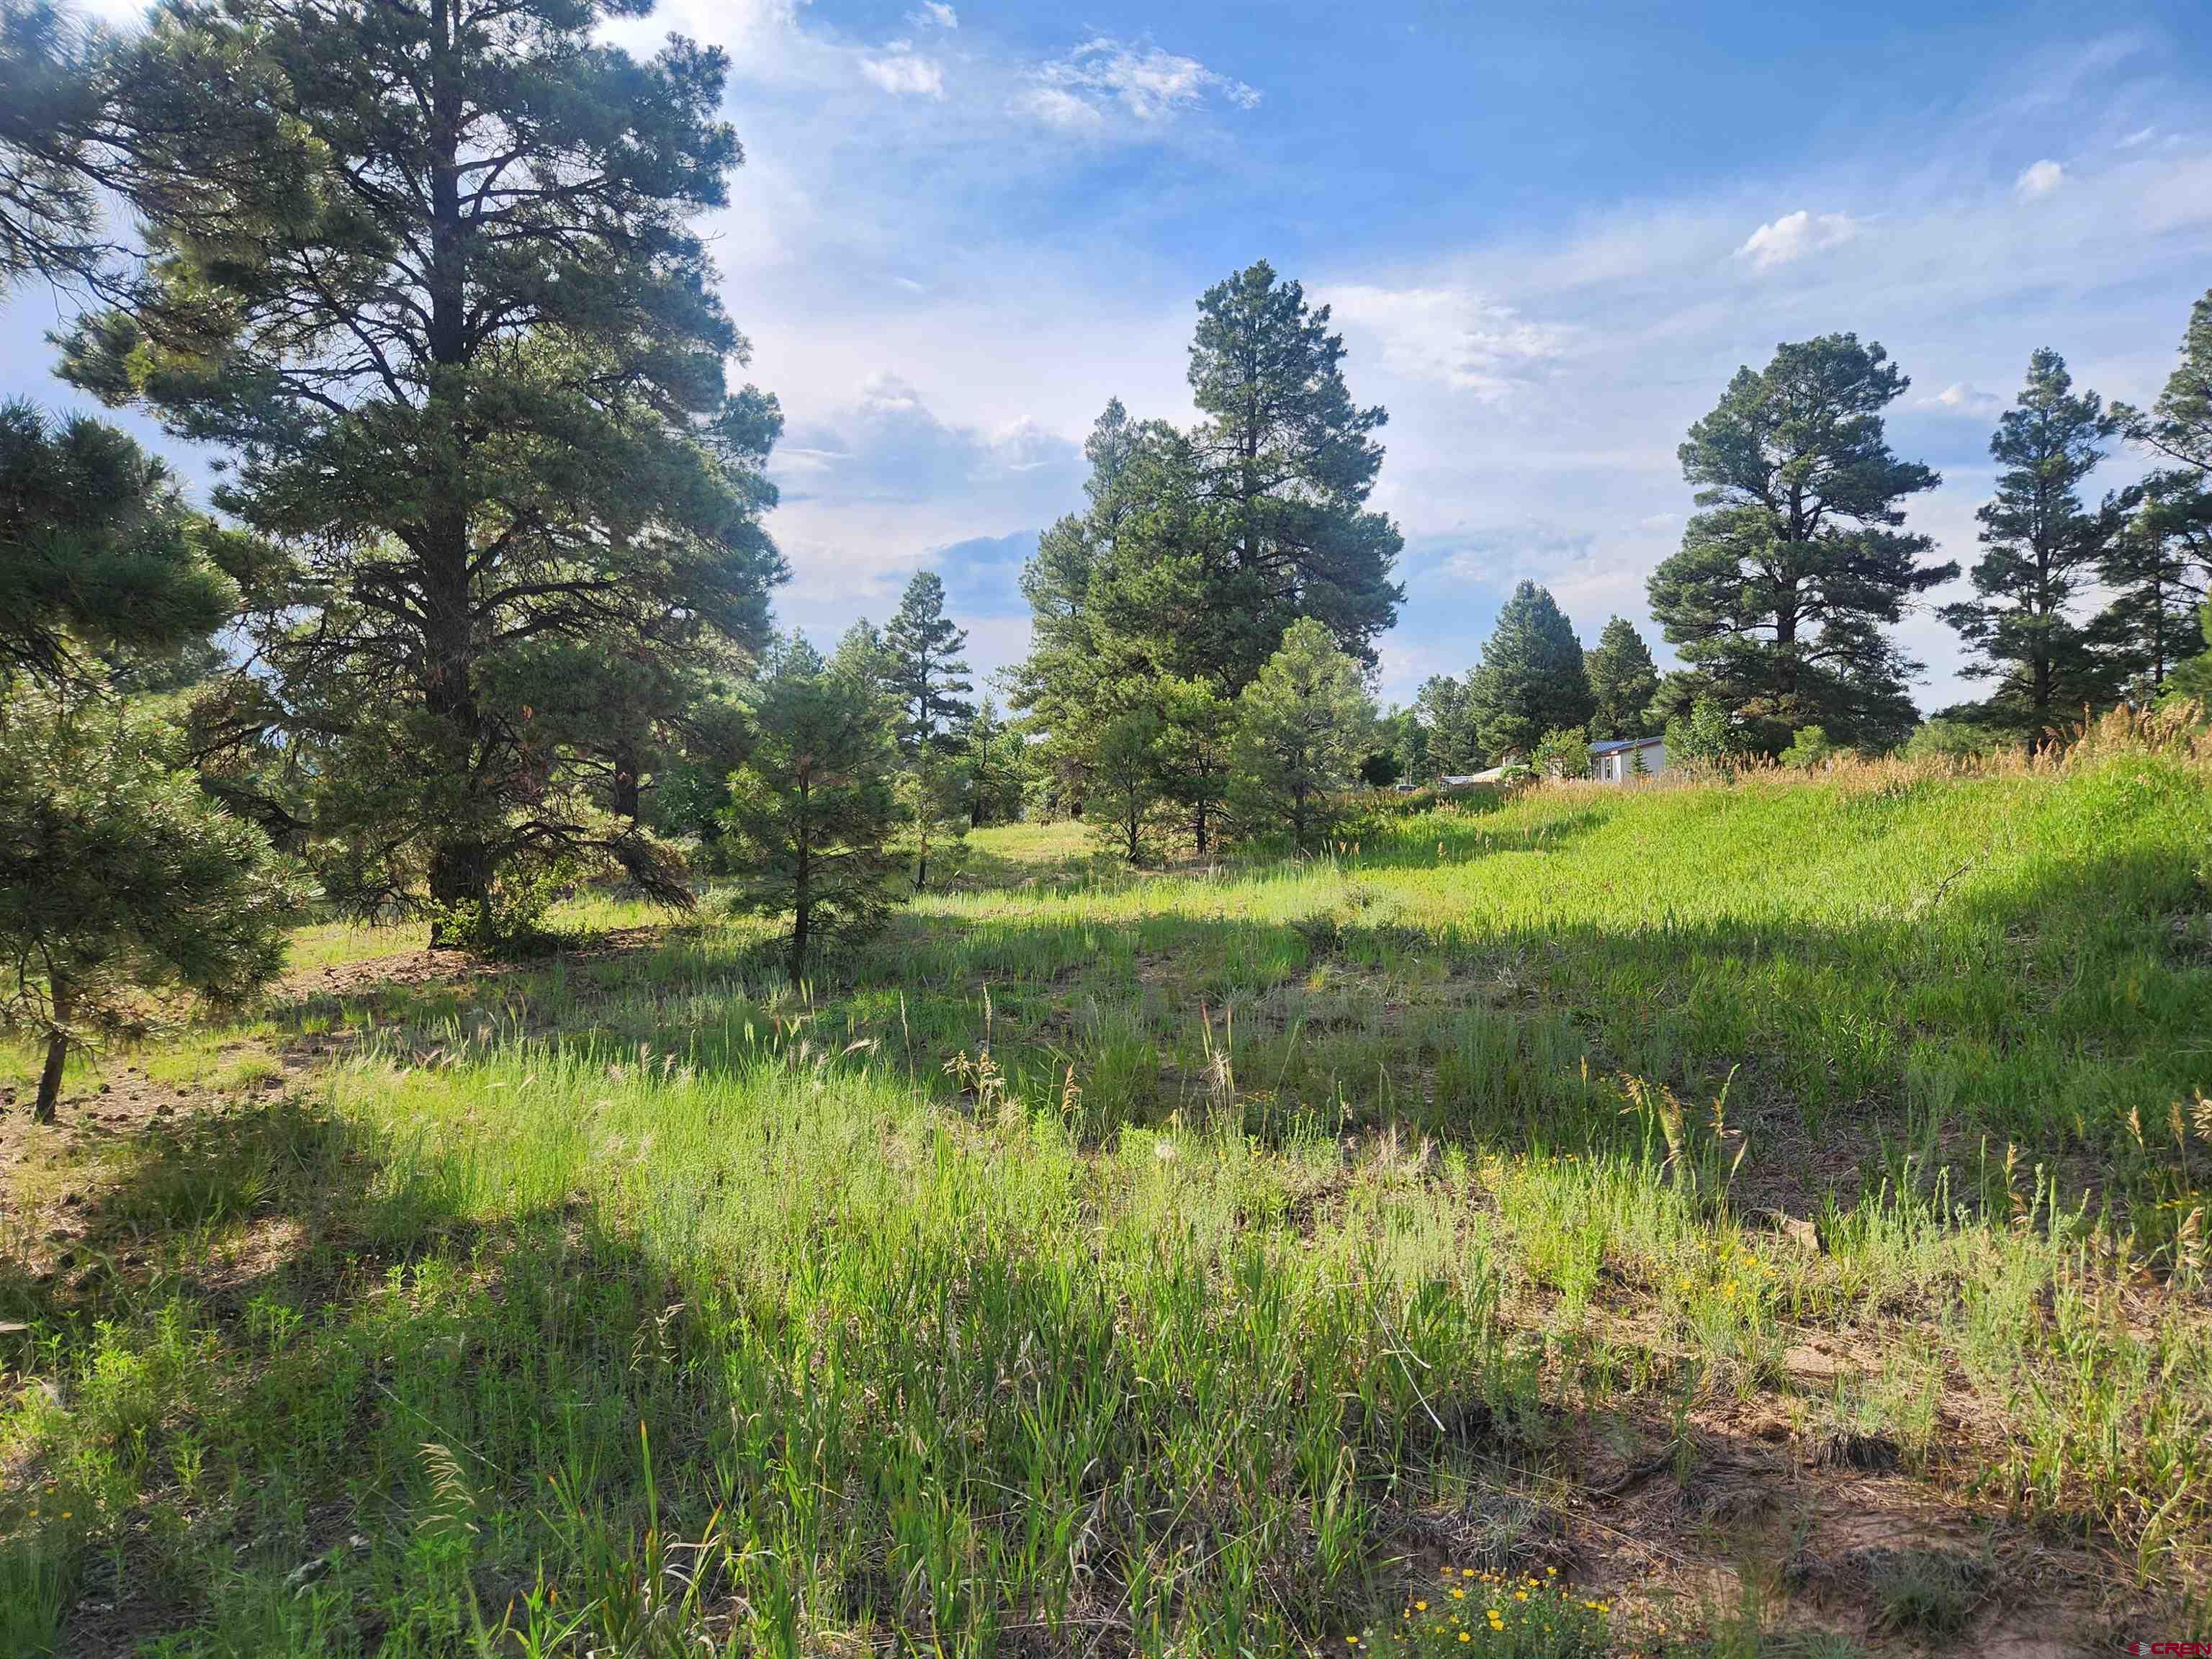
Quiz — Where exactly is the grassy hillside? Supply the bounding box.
[2,745,2209,1655]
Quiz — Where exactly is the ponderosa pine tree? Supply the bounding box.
[1413,674,1478,778]
[1011,400,1156,812]
[720,637,897,981]
[1014,267,1403,848]
[957,698,1028,827]
[1157,674,1235,854]
[1187,261,1405,678]
[65,0,786,943]
[1938,349,2116,745]
[2093,477,2209,698]
[1,690,309,1120]
[2113,289,2212,696]
[1585,616,1660,739]
[1228,619,1373,852]
[1082,703,1168,863]
[2118,288,2212,482]
[1464,582,1593,762]
[0,407,305,1123]
[884,570,974,752]
[1649,335,1953,754]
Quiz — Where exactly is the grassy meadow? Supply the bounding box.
[3,743,2211,1655]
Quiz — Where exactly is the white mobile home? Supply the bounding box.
[1589,735,1665,783]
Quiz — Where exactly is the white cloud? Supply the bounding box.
[1925,382,2005,415]
[1023,37,1259,129]
[860,44,945,98]
[1735,209,1861,270]
[909,2,958,27]
[1429,522,1600,588]
[2015,158,2065,198]
[1022,85,1105,132]
[1325,284,1583,398]
[2119,127,2157,149]
[777,374,1083,509]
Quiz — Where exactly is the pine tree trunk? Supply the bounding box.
[789,821,810,982]
[612,738,642,821]
[422,1,490,948]
[34,982,69,1123]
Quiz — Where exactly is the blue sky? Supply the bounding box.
[11,0,2212,714]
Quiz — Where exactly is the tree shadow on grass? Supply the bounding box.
[0,1061,2152,1655]
[0,1085,1629,1656]
[834,837,2208,1220]
[217,830,2205,1234]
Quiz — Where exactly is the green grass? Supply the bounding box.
[1,751,2208,1654]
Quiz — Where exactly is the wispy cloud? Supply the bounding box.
[1022,37,1259,130]
[909,2,958,28]
[1735,209,1861,270]
[2015,158,2065,197]
[860,44,945,98]
[1324,285,1583,399]
[778,374,1082,507]
[1424,522,1601,588]
[1924,382,2005,415]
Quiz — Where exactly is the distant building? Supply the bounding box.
[1588,736,1666,783]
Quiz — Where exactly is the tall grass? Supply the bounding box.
[0,736,2207,1653]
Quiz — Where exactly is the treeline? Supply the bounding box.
[4,0,2210,1118]
[1388,325,2212,783]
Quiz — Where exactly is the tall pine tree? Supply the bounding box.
[2118,287,2212,483]
[884,569,974,752]
[1464,582,1593,762]
[1186,260,1404,679]
[1010,400,1160,812]
[2114,288,2212,697]
[1938,349,2116,743]
[1585,616,1661,739]
[1013,264,1403,848]
[1413,674,1479,778]
[66,0,786,943]
[1649,335,1953,754]
[2093,477,2208,698]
